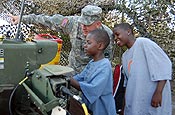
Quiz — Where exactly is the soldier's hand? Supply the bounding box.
[7,14,19,25]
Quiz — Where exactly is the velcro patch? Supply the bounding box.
[61,18,69,27]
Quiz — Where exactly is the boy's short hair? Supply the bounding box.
[88,29,110,50]
[114,23,134,35]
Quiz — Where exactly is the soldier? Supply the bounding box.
[9,5,114,74]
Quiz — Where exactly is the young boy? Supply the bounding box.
[70,29,116,115]
[113,23,172,115]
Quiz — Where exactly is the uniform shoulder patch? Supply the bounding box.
[61,18,69,27]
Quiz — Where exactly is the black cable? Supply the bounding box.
[9,76,30,115]
[9,84,20,115]
[9,62,30,115]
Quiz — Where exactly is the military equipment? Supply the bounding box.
[0,0,76,114]
[0,37,77,115]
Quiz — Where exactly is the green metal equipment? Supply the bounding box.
[0,0,86,114]
[0,38,52,111]
[0,38,76,115]
[22,65,74,115]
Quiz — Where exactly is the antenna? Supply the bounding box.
[14,0,25,41]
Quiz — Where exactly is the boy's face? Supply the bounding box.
[81,21,101,36]
[84,34,99,56]
[113,27,129,47]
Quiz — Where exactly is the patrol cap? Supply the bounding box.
[78,5,102,25]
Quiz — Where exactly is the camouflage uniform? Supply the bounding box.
[22,5,114,74]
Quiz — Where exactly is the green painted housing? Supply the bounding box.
[0,39,57,114]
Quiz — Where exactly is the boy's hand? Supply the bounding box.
[151,80,166,108]
[151,90,162,108]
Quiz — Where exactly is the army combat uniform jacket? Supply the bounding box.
[22,14,114,74]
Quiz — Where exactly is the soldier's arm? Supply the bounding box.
[22,14,76,34]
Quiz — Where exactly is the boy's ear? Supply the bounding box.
[98,42,105,50]
[96,21,102,28]
[127,29,132,35]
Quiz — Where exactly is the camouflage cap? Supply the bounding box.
[78,5,102,25]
